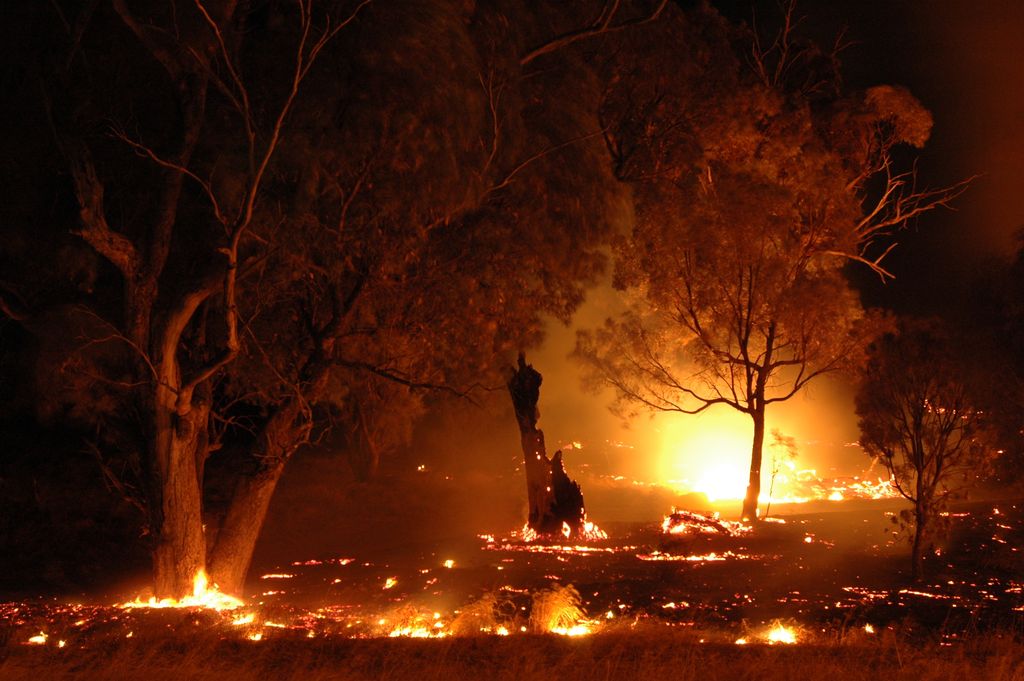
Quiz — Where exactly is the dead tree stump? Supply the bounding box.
[507,353,589,537]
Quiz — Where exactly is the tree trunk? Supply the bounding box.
[207,464,285,596]
[350,398,381,481]
[507,353,588,536]
[508,354,555,530]
[208,398,307,595]
[911,502,926,581]
[151,390,209,598]
[741,405,765,523]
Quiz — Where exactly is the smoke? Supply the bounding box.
[528,281,869,518]
[257,0,1024,568]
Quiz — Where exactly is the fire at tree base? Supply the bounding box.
[507,354,603,540]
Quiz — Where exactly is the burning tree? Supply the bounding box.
[507,355,593,537]
[856,319,995,579]
[576,4,966,522]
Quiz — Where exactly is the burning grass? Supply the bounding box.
[118,571,243,612]
[3,626,1024,681]
[3,500,1023,678]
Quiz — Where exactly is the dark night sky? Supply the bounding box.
[744,0,1024,312]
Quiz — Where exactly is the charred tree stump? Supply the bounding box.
[507,353,589,537]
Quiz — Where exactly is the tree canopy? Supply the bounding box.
[576,4,960,521]
[856,318,996,578]
[4,0,634,597]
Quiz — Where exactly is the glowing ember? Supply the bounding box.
[514,517,607,543]
[389,625,447,638]
[580,519,608,540]
[637,550,752,562]
[491,543,632,555]
[4,501,1016,649]
[662,509,752,536]
[120,571,243,611]
[550,623,592,636]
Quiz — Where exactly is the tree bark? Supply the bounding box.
[151,385,209,597]
[912,501,926,581]
[508,354,556,530]
[207,391,313,595]
[741,404,766,522]
[349,398,381,481]
[208,304,340,594]
[207,463,285,596]
[507,353,588,536]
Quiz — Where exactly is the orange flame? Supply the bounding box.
[119,570,244,611]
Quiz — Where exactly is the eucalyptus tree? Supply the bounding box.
[577,4,965,521]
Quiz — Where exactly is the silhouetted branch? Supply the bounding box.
[520,0,669,67]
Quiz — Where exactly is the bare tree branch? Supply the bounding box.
[110,0,190,82]
[110,126,227,224]
[520,0,669,67]
[63,139,140,280]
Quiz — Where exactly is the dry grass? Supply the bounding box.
[3,628,1024,681]
[528,583,585,632]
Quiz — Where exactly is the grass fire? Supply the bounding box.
[2,0,1024,679]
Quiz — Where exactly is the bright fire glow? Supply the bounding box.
[550,623,592,636]
[764,622,798,644]
[690,460,750,501]
[652,408,898,506]
[120,571,243,611]
[389,625,447,638]
[660,414,752,501]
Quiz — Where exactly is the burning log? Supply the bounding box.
[661,509,752,537]
[507,354,592,538]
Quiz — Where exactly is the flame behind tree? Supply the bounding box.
[576,4,966,522]
[856,319,996,580]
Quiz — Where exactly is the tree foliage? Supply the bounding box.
[576,3,959,521]
[856,318,995,579]
[8,0,627,596]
